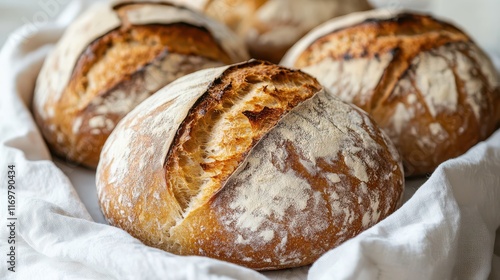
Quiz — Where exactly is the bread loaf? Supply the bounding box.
[172,0,371,63]
[282,10,500,176]
[33,1,249,168]
[96,60,404,270]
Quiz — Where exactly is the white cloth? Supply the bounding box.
[0,1,499,279]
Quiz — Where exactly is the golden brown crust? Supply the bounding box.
[295,13,469,111]
[70,24,232,99]
[371,42,498,175]
[296,13,465,62]
[285,12,500,176]
[96,61,405,270]
[34,2,248,168]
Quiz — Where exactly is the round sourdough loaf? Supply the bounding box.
[33,1,249,168]
[171,0,371,63]
[96,60,404,270]
[282,10,500,176]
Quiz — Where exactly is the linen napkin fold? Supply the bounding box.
[1,1,499,280]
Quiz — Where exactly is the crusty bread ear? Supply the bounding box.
[165,61,321,224]
[97,60,404,270]
[282,10,500,176]
[33,1,249,168]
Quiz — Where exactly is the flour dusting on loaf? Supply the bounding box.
[214,91,401,263]
[97,61,404,270]
[302,54,393,105]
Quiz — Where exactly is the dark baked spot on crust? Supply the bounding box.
[242,106,283,128]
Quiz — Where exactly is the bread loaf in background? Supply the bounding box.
[33,1,249,168]
[96,60,404,270]
[172,0,371,63]
[282,10,500,176]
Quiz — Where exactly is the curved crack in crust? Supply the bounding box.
[295,14,471,114]
[376,43,497,174]
[163,61,322,229]
[369,40,469,114]
[369,47,407,112]
[62,2,233,119]
[67,23,231,109]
